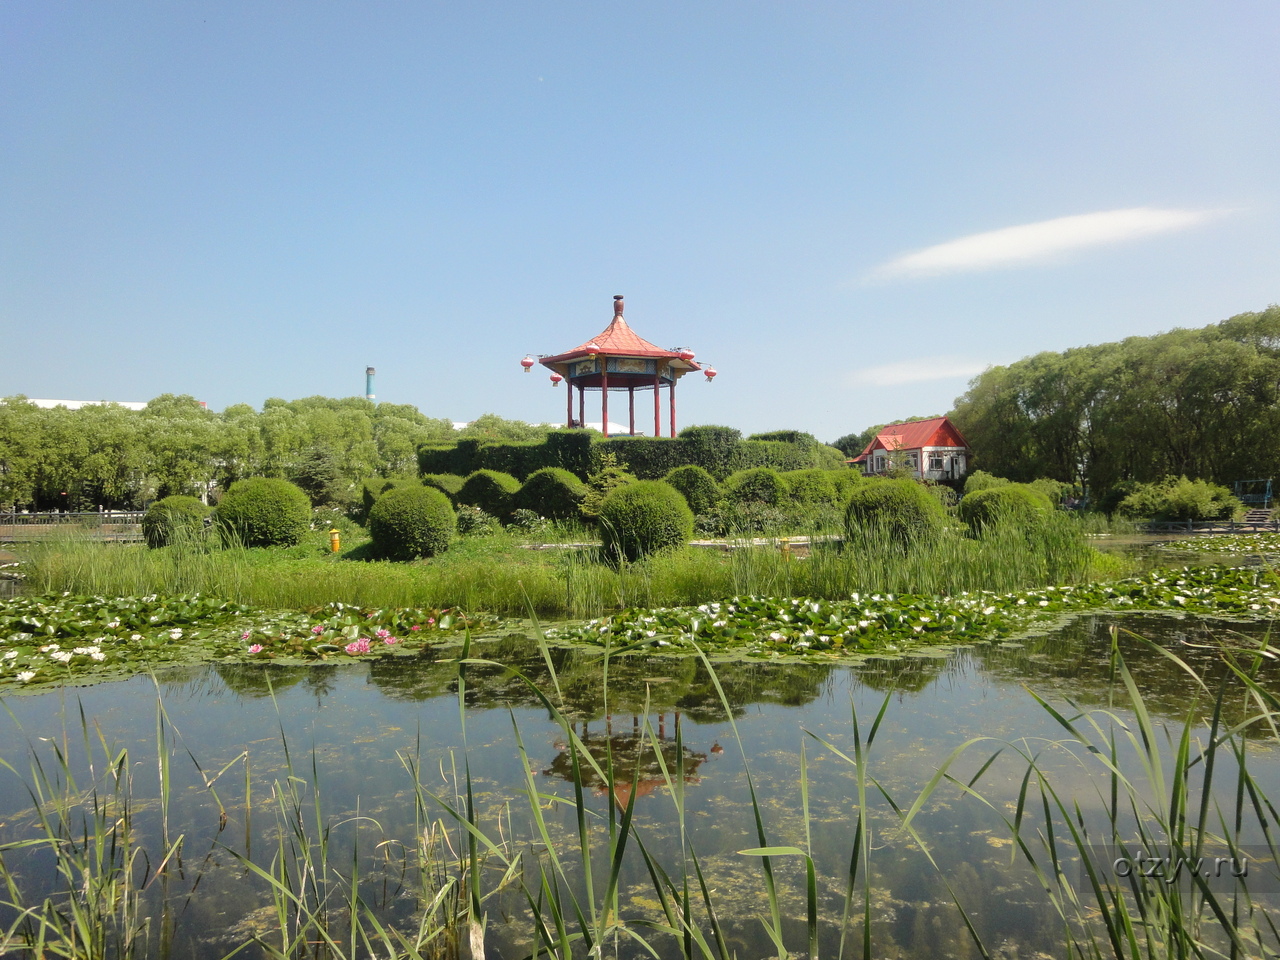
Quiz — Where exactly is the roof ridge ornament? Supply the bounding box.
[613,295,624,318]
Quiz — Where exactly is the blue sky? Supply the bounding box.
[3,2,1277,442]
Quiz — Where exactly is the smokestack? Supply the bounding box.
[365,366,376,401]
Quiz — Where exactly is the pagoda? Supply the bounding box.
[523,296,715,437]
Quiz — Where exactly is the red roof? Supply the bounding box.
[854,416,969,461]
[540,298,700,371]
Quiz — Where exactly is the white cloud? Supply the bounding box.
[869,207,1224,280]
[846,356,989,388]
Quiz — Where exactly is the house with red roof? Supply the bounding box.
[851,416,970,481]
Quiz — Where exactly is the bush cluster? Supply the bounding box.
[1116,477,1242,522]
[724,468,789,506]
[844,478,950,545]
[663,465,721,515]
[214,478,312,547]
[513,467,587,520]
[456,470,522,521]
[959,484,1052,533]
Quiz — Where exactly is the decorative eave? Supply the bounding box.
[538,297,702,379]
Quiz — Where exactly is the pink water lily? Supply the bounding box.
[248,644,264,654]
[311,624,325,634]
[345,638,371,655]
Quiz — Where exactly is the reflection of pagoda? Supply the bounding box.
[542,713,722,809]
[523,296,716,438]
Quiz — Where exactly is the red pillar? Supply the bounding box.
[653,370,661,436]
[628,386,635,435]
[578,384,585,428]
[669,377,676,438]
[565,375,573,427]
[601,363,609,437]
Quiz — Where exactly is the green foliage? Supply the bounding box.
[368,484,455,560]
[962,469,1009,495]
[828,468,863,497]
[598,480,694,561]
[513,466,587,520]
[421,473,465,497]
[1116,476,1243,521]
[663,464,721,514]
[675,424,742,479]
[844,478,950,545]
[782,469,841,506]
[456,469,521,521]
[141,495,210,548]
[951,305,1280,491]
[593,435,685,478]
[958,484,1052,533]
[747,430,819,445]
[454,504,499,536]
[416,429,595,480]
[724,467,789,505]
[214,477,312,547]
[454,412,553,443]
[579,452,637,520]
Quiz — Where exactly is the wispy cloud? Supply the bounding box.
[845,356,989,388]
[869,207,1224,281]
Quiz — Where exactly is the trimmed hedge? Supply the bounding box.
[513,467,587,520]
[724,467,789,506]
[142,495,210,548]
[456,469,522,520]
[594,435,685,479]
[781,469,841,506]
[599,480,694,562]
[421,473,465,498]
[844,478,949,545]
[959,484,1051,533]
[663,464,721,515]
[214,478,312,547]
[417,430,594,480]
[369,485,455,560]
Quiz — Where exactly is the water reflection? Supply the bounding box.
[0,611,1277,959]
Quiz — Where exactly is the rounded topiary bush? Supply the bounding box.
[368,485,456,560]
[958,484,1051,533]
[456,470,521,521]
[663,465,721,515]
[142,495,210,548]
[829,469,863,498]
[724,468,788,506]
[599,480,694,562]
[214,478,312,547]
[843,478,949,545]
[513,467,587,520]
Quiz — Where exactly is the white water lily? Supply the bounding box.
[17,671,36,682]
[169,628,183,640]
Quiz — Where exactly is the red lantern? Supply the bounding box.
[521,355,535,373]
[550,373,563,387]
[704,365,717,382]
[677,349,695,362]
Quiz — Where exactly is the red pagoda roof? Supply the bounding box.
[853,416,970,461]
[540,297,701,370]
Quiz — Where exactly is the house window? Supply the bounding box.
[928,456,943,471]
[874,456,885,472]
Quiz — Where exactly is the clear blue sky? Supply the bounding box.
[3,2,1277,442]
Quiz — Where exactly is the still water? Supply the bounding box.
[1,612,1277,958]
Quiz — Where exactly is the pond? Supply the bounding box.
[2,609,1278,958]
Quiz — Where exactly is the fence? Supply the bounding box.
[1145,518,1280,534]
[0,511,146,542]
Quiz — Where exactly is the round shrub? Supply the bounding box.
[513,467,587,520]
[724,468,788,506]
[369,485,455,560]
[663,465,721,515]
[599,480,694,562]
[142,495,210,548]
[843,478,949,545]
[359,476,420,520]
[782,469,840,506]
[959,485,1051,533]
[829,469,863,498]
[456,470,521,521]
[214,478,312,547]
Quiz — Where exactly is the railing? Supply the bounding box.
[0,511,146,541]
[1145,519,1280,534]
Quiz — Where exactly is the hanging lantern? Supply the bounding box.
[677,348,695,362]
[521,355,535,373]
[704,365,717,382]
[550,373,563,387]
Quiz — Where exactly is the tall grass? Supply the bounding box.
[18,511,1115,619]
[1,627,1277,958]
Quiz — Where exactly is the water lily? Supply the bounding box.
[17,671,35,683]
[248,643,263,654]
[345,638,371,655]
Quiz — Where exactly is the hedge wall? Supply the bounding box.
[416,425,852,484]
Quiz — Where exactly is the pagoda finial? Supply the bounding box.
[613,295,624,318]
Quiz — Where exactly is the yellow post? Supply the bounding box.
[329,528,341,553]
[779,537,792,561]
